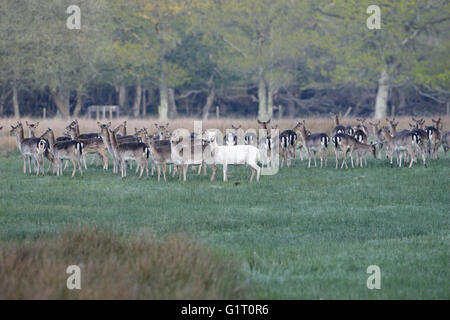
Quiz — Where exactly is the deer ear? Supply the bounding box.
[154,123,159,128]
[257,120,262,124]
[267,119,271,124]
[36,121,39,126]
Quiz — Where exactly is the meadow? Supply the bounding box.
[0,117,449,299]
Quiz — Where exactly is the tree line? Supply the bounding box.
[0,0,449,119]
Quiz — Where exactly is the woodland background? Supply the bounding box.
[0,0,449,120]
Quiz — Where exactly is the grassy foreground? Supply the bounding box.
[0,152,449,299]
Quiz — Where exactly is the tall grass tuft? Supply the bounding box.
[0,228,246,299]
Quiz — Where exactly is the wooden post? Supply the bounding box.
[278,105,282,120]
[391,105,395,117]
[216,105,220,120]
[96,107,99,120]
[43,108,46,119]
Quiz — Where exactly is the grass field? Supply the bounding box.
[0,144,449,299]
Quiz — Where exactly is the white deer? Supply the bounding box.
[203,130,261,182]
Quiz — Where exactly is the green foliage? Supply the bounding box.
[0,0,448,117]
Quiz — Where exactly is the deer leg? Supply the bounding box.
[250,167,255,182]
[210,164,217,182]
[350,149,354,168]
[307,150,312,168]
[223,163,227,182]
[334,149,339,169]
[341,149,348,169]
[23,156,27,174]
[138,162,144,179]
[57,159,62,176]
[163,163,167,182]
[183,164,188,181]
[157,165,161,181]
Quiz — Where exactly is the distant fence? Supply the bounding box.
[87,105,120,120]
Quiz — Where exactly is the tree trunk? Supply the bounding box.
[267,81,275,119]
[374,68,389,119]
[0,88,12,116]
[257,68,267,120]
[118,85,127,108]
[159,56,169,120]
[12,81,20,118]
[142,88,147,117]
[133,85,142,118]
[202,86,215,120]
[168,88,178,118]
[73,89,83,117]
[50,88,70,119]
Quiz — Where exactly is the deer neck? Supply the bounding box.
[110,130,119,150]
[28,128,35,138]
[100,129,112,149]
[389,124,397,135]
[14,128,24,150]
[69,128,79,140]
[382,130,392,142]
[45,130,55,147]
[297,125,308,143]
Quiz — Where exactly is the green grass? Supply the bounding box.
[0,153,449,299]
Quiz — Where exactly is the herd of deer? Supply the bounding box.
[2,114,449,182]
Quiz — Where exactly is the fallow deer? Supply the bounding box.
[9,122,47,175]
[25,121,40,138]
[295,120,329,168]
[279,127,297,168]
[368,120,386,159]
[41,128,83,177]
[441,130,450,157]
[109,127,149,179]
[147,135,172,182]
[330,112,345,136]
[66,125,109,170]
[426,118,442,159]
[203,130,261,182]
[381,127,425,168]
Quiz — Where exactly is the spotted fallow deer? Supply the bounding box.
[66,125,109,170]
[294,120,329,168]
[441,130,450,157]
[41,128,83,177]
[109,127,149,179]
[9,122,47,175]
[25,121,40,138]
[381,127,426,168]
